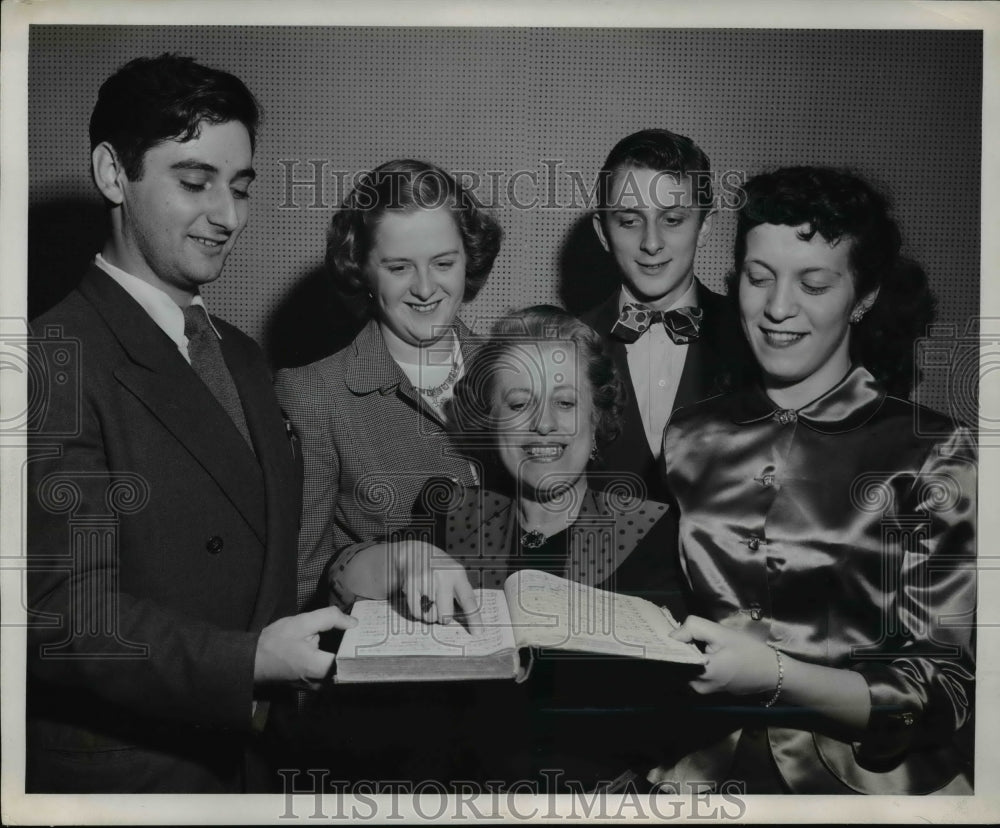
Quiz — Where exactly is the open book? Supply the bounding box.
[334,569,705,683]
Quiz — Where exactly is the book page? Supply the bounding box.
[502,569,705,664]
[338,588,516,660]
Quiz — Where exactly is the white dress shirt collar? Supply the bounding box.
[94,254,222,358]
[618,279,700,459]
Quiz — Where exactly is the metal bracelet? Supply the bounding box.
[763,645,784,708]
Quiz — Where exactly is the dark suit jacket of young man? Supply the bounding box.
[25,266,301,793]
[581,280,731,503]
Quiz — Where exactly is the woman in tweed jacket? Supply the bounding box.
[275,159,502,610]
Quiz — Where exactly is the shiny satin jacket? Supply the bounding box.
[657,366,976,794]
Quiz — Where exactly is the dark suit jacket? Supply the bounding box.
[581,280,731,503]
[25,266,300,792]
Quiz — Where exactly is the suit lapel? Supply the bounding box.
[674,280,727,410]
[343,319,404,395]
[81,268,267,545]
[673,332,706,411]
[610,335,657,480]
[586,294,656,484]
[222,333,298,624]
[344,317,481,422]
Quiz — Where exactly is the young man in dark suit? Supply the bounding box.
[583,129,730,503]
[25,54,355,793]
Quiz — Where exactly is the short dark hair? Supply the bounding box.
[89,53,260,180]
[326,159,502,316]
[447,305,624,452]
[596,128,713,215]
[726,166,936,397]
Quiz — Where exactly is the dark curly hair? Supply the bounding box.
[90,53,260,181]
[446,306,625,463]
[326,159,503,317]
[724,166,936,398]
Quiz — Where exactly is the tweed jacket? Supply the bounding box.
[275,319,480,610]
[26,266,300,793]
[581,279,732,503]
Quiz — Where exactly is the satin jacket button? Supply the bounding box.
[749,606,763,621]
[747,535,761,551]
[759,473,775,487]
[206,536,224,554]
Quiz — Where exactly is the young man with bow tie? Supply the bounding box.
[582,129,731,503]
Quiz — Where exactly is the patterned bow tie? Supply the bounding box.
[610,303,703,344]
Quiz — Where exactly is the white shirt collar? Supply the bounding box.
[618,278,700,314]
[94,254,222,350]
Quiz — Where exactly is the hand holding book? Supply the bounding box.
[334,569,705,683]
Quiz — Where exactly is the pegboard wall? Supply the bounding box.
[28,26,981,415]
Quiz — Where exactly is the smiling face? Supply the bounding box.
[739,222,876,409]
[593,166,713,310]
[103,119,255,305]
[367,206,467,359]
[492,341,595,501]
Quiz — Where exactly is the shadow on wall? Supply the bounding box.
[29,199,109,320]
[269,211,622,369]
[557,213,619,316]
[266,264,365,370]
[28,203,625,365]
[29,197,362,368]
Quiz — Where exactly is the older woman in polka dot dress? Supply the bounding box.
[331,306,700,787]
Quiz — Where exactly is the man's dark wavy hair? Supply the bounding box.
[724,166,936,398]
[89,53,260,180]
[326,159,503,317]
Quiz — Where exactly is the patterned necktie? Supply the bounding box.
[183,305,255,453]
[610,303,703,344]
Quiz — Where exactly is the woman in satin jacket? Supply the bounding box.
[649,167,977,795]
